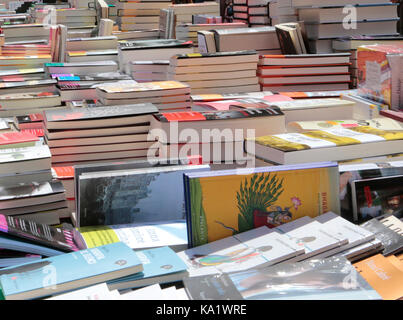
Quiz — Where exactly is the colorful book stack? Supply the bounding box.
[95,80,191,112]
[168,51,260,95]
[257,53,352,92]
[115,0,171,31]
[43,103,159,167]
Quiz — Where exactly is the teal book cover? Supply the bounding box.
[108,246,188,288]
[0,242,143,300]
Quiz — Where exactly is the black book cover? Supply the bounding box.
[0,214,86,253]
[275,25,298,55]
[360,218,403,256]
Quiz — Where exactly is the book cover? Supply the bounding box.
[107,246,188,289]
[354,253,403,300]
[0,214,85,253]
[0,132,38,148]
[96,80,189,94]
[120,39,193,50]
[177,226,304,277]
[184,162,340,247]
[0,181,64,203]
[0,242,143,300]
[184,256,382,300]
[78,164,210,227]
[351,175,403,223]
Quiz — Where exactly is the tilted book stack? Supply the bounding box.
[95,80,191,112]
[167,51,260,95]
[258,53,352,92]
[44,103,159,167]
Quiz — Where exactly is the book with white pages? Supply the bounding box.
[46,283,121,300]
[177,226,305,277]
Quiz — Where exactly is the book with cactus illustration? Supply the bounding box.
[184,162,340,247]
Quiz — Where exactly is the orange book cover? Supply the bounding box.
[354,253,403,300]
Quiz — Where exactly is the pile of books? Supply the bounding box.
[295,1,400,54]
[95,80,191,112]
[268,0,298,26]
[43,103,159,167]
[64,35,119,63]
[175,22,247,47]
[1,24,50,44]
[258,53,352,92]
[32,8,97,29]
[129,60,169,83]
[232,0,271,26]
[117,39,194,74]
[168,51,260,95]
[213,26,281,55]
[115,0,171,32]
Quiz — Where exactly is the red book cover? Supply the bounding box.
[52,166,75,179]
[20,129,45,137]
[0,131,38,146]
[380,109,403,122]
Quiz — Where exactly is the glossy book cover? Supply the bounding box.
[184,162,340,247]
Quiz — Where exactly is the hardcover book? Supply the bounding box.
[0,242,143,300]
[183,162,340,247]
[78,164,210,227]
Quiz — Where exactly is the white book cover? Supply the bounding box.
[118,284,164,300]
[178,226,304,277]
[274,220,348,260]
[0,145,51,164]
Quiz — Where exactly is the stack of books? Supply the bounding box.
[162,2,220,38]
[52,166,76,214]
[332,36,403,89]
[95,80,191,112]
[1,24,50,44]
[175,22,247,47]
[357,44,403,110]
[115,0,171,31]
[167,51,260,95]
[112,29,160,41]
[117,39,194,73]
[129,60,169,83]
[32,8,97,29]
[44,103,159,167]
[0,92,63,118]
[233,0,272,27]
[64,36,119,63]
[213,26,281,55]
[258,53,352,92]
[295,1,399,54]
[269,0,298,26]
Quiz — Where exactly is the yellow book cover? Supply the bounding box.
[185,162,340,247]
[97,80,189,93]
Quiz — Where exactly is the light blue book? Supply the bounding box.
[0,236,65,257]
[0,242,143,300]
[107,246,188,291]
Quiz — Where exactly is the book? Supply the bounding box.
[107,246,188,290]
[354,253,403,300]
[275,22,307,54]
[77,164,210,227]
[380,110,403,123]
[361,218,403,256]
[78,220,188,252]
[333,35,403,51]
[0,132,38,150]
[0,214,85,253]
[177,226,304,277]
[183,162,340,247]
[183,256,382,300]
[247,127,403,165]
[149,108,285,144]
[0,242,143,300]
[46,283,120,300]
[351,175,403,223]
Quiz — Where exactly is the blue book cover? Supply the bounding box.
[107,246,188,290]
[0,242,143,300]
